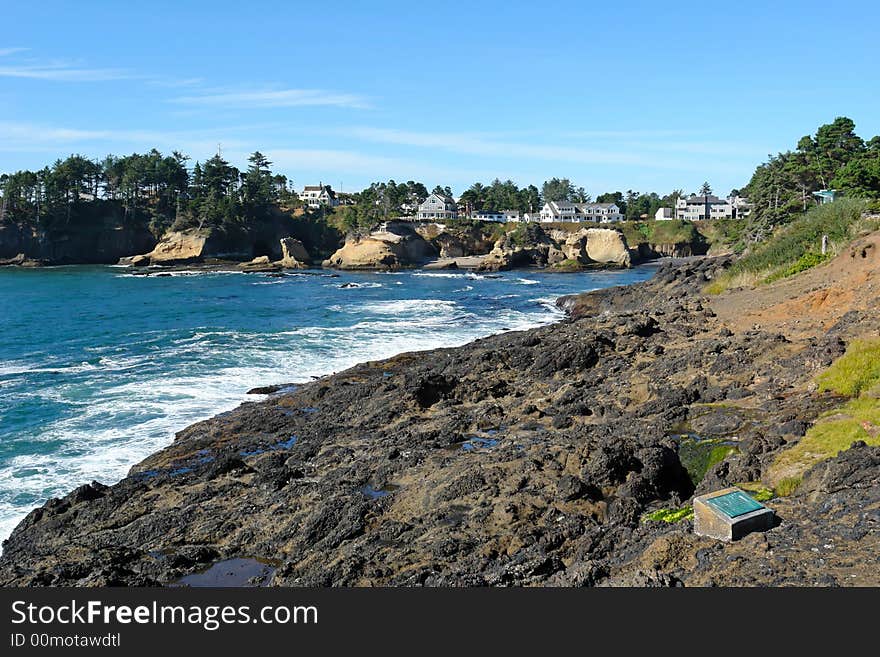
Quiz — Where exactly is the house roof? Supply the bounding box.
[685,195,725,204]
[577,202,617,210]
[420,192,455,206]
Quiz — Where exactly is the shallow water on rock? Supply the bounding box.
[171,558,277,587]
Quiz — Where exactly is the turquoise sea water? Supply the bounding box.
[0,264,656,540]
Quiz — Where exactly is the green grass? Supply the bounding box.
[735,482,775,502]
[705,198,869,294]
[550,258,584,270]
[768,346,880,484]
[618,219,703,246]
[817,339,880,397]
[677,438,738,486]
[774,477,802,497]
[771,400,880,480]
[642,506,694,523]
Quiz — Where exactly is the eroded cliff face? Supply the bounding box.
[582,228,631,267]
[415,223,497,258]
[0,220,157,265]
[279,238,311,268]
[479,226,631,271]
[121,218,321,267]
[322,224,437,270]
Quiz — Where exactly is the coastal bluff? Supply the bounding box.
[3,242,879,587]
[322,223,437,270]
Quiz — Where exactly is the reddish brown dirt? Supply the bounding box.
[711,230,880,341]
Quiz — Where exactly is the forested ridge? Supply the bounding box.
[1,117,878,263]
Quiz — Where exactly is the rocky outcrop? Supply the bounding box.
[416,223,496,258]
[322,223,436,270]
[142,231,212,265]
[0,252,44,267]
[634,242,708,260]
[479,226,631,271]
[279,238,310,268]
[583,228,631,267]
[476,224,558,271]
[124,228,315,268]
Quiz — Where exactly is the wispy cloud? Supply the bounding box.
[0,59,132,81]
[0,121,109,143]
[341,127,674,168]
[339,126,763,171]
[0,121,251,158]
[0,47,29,57]
[563,129,698,139]
[170,88,371,110]
[260,148,408,173]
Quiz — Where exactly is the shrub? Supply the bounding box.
[764,251,831,283]
[705,198,867,293]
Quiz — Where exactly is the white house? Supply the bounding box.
[540,201,579,222]
[472,210,519,222]
[674,194,751,221]
[580,202,623,222]
[417,192,458,220]
[655,207,674,221]
[539,201,623,223]
[730,195,752,217]
[301,184,339,209]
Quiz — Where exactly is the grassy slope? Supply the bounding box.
[706,199,874,293]
[768,339,880,486]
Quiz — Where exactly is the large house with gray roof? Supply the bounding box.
[674,194,751,220]
[538,201,623,223]
[417,192,458,220]
[300,184,339,209]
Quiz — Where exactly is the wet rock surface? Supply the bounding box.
[2,256,878,586]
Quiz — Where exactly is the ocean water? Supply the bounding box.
[0,264,656,541]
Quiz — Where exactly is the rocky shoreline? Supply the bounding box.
[2,219,708,273]
[1,246,878,586]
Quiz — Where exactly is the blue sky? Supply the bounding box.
[1,0,878,197]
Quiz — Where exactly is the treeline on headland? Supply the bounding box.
[0,116,878,264]
[744,117,880,229]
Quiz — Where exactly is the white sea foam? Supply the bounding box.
[0,274,579,542]
[330,281,383,289]
[533,296,566,314]
[411,271,470,279]
[0,361,99,377]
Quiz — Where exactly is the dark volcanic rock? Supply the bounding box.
[2,254,878,587]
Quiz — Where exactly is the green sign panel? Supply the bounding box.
[706,491,764,518]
